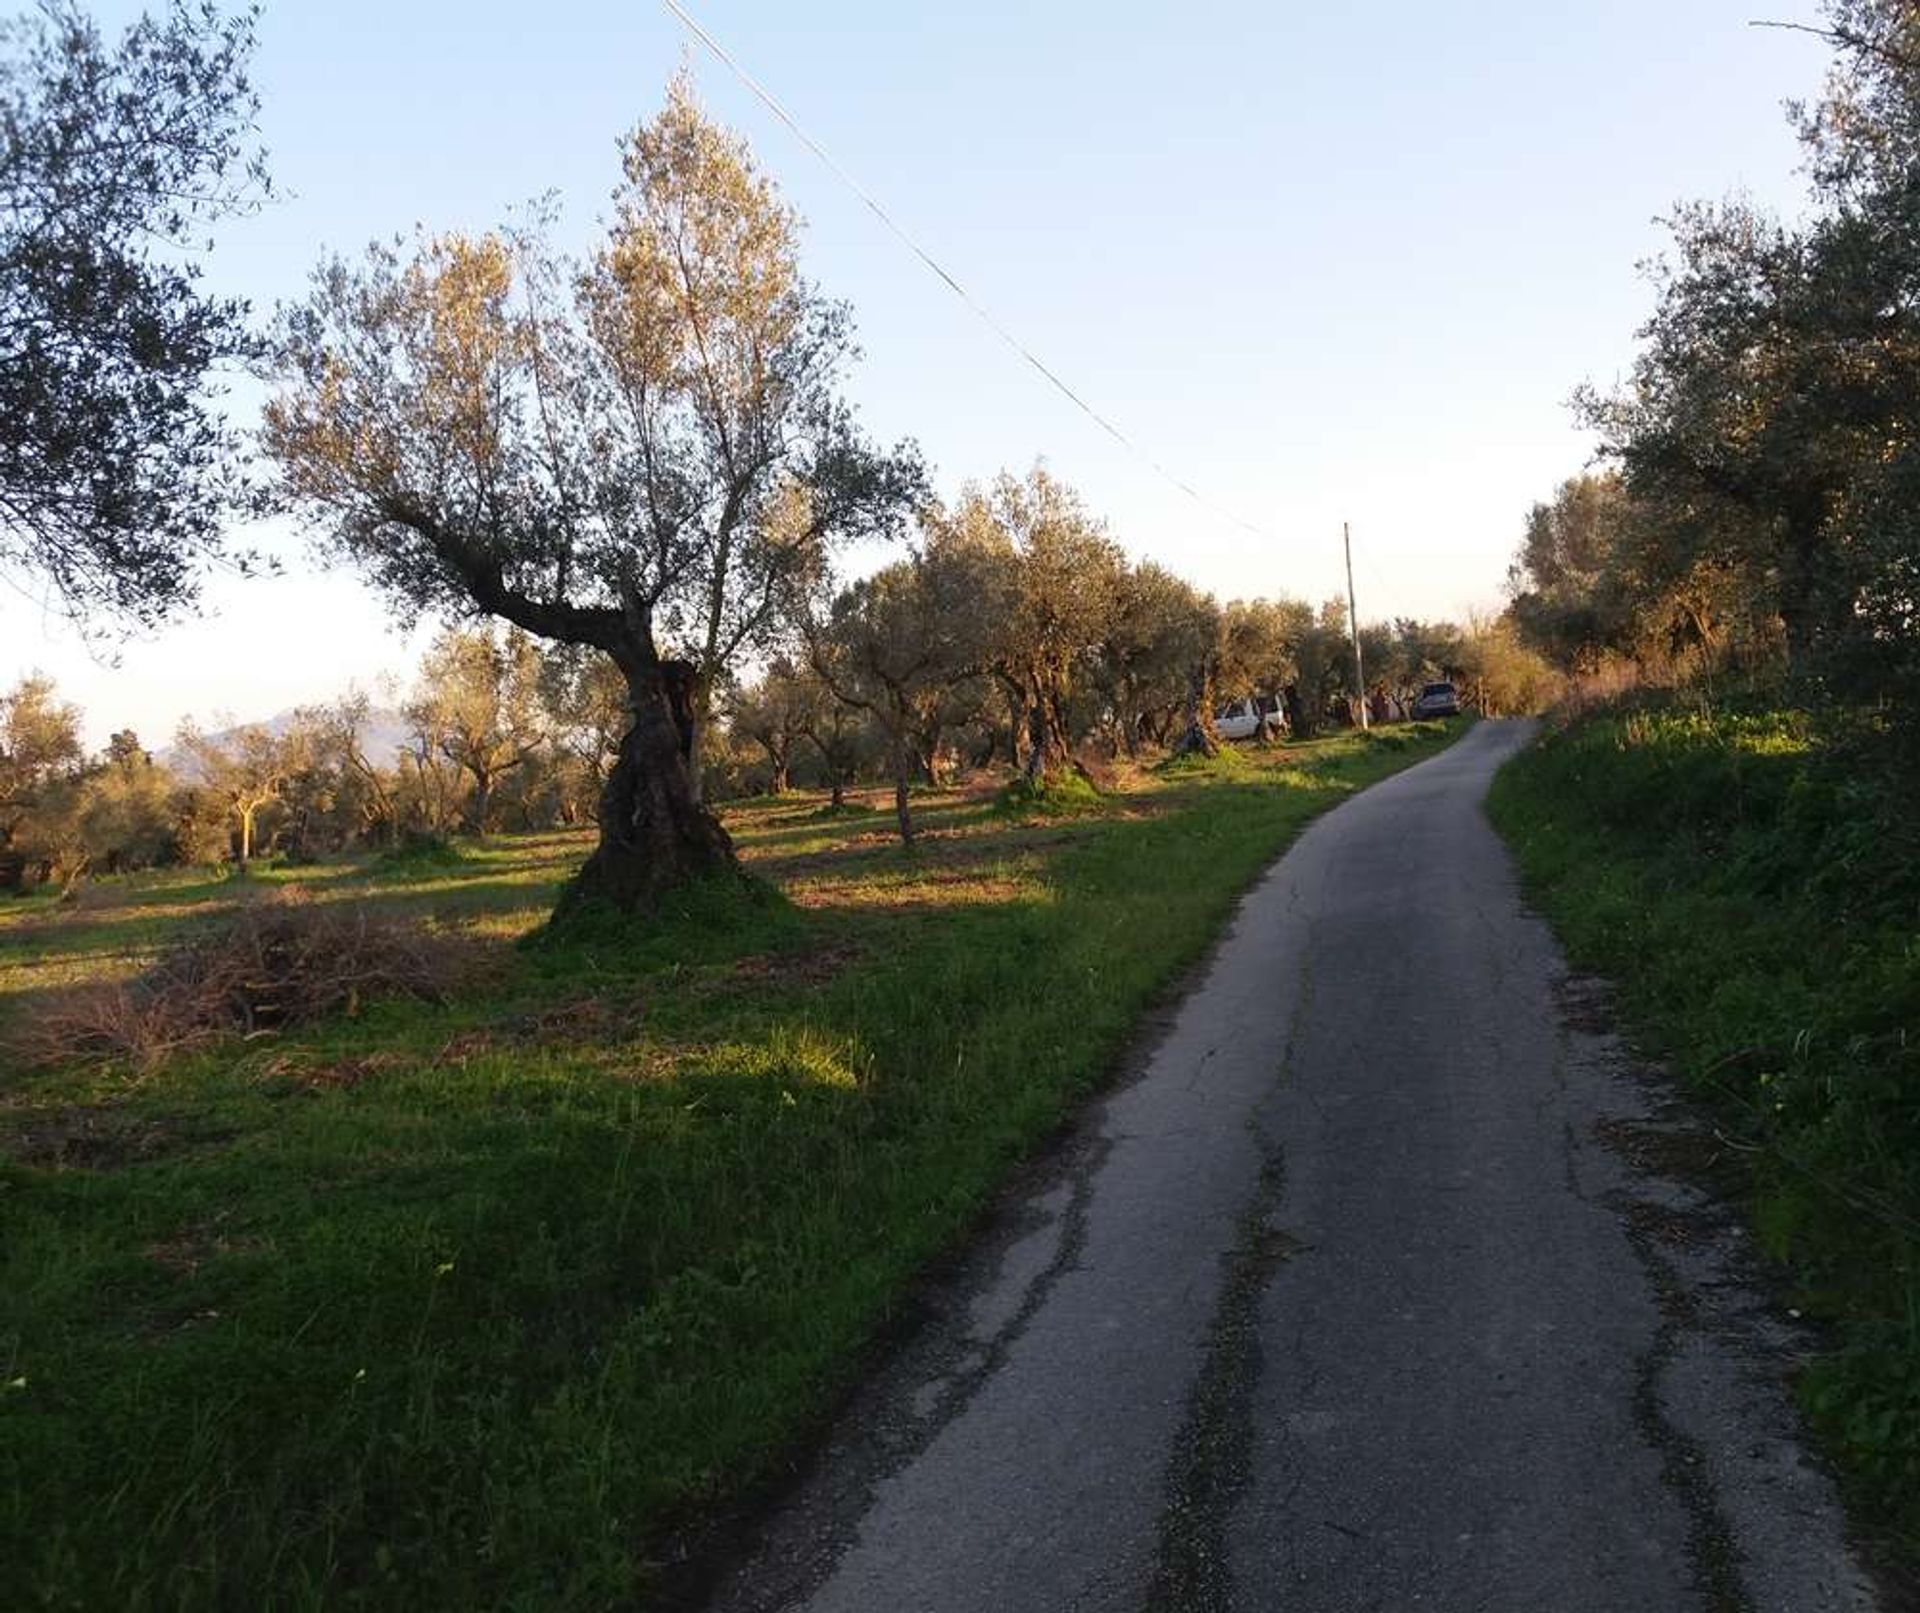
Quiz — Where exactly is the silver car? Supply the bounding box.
[1412,680,1460,718]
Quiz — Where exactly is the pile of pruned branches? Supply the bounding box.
[12,891,465,1073]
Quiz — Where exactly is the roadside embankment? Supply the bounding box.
[1491,697,1920,1568]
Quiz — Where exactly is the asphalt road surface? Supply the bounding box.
[706,720,1878,1613]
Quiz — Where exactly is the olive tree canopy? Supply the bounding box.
[265,79,921,914]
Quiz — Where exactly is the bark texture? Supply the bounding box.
[560,658,740,916]
[1171,661,1221,757]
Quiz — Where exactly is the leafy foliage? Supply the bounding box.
[265,78,920,912]
[0,0,268,627]
[1568,1,1920,706]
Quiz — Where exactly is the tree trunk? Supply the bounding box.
[468,768,493,836]
[1172,659,1221,757]
[686,673,718,805]
[1778,494,1829,672]
[804,728,851,809]
[761,739,791,794]
[920,725,947,788]
[1285,682,1317,740]
[891,730,915,845]
[1007,680,1032,771]
[559,656,740,917]
[238,804,254,869]
[1022,683,1076,783]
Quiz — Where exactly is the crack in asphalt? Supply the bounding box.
[1559,990,1758,1605]
[1145,1119,1301,1613]
[701,1130,1116,1613]
[1620,1209,1753,1613]
[1552,973,1753,1613]
[1146,927,1325,1613]
[914,1132,1114,1442]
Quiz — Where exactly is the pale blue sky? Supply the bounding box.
[4,0,1824,745]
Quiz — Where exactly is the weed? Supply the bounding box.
[1155,742,1256,777]
[366,833,469,881]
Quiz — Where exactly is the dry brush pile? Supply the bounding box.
[8,889,468,1073]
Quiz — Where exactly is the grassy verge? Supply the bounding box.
[1488,697,1920,1554]
[1,721,1459,1610]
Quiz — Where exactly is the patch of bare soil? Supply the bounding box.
[729,944,861,988]
[1593,1112,1740,1195]
[145,1213,270,1275]
[1,1105,225,1170]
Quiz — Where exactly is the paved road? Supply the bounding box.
[707,720,1877,1613]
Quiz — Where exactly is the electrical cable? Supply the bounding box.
[659,0,1274,543]
[1360,546,1404,629]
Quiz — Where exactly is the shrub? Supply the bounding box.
[367,832,468,881]
[994,770,1103,815]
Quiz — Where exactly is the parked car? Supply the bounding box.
[1214,694,1287,742]
[1412,680,1461,719]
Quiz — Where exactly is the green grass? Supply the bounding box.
[1,721,1460,1610]
[992,766,1105,814]
[1489,696,1920,1552]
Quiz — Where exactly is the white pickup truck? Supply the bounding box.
[1213,694,1287,742]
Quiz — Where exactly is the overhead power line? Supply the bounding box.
[1358,544,1404,627]
[659,0,1272,542]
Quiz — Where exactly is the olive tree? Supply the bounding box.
[176,717,306,868]
[725,657,811,794]
[1094,561,1214,756]
[807,545,977,845]
[936,467,1127,784]
[265,80,919,915]
[405,625,546,834]
[0,1,269,627]
[0,672,83,887]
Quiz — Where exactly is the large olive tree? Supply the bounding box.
[265,81,920,914]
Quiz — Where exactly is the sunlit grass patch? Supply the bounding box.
[994,768,1106,814]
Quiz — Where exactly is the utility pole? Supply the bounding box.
[1344,521,1369,731]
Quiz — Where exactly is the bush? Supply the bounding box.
[367,832,468,881]
[10,891,466,1071]
[1155,742,1255,778]
[994,770,1103,815]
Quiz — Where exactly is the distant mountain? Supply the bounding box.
[160,706,413,779]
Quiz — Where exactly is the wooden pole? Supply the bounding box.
[1344,522,1369,731]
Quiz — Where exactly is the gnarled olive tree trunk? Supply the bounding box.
[1171,657,1221,757]
[1021,677,1079,783]
[560,656,739,916]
